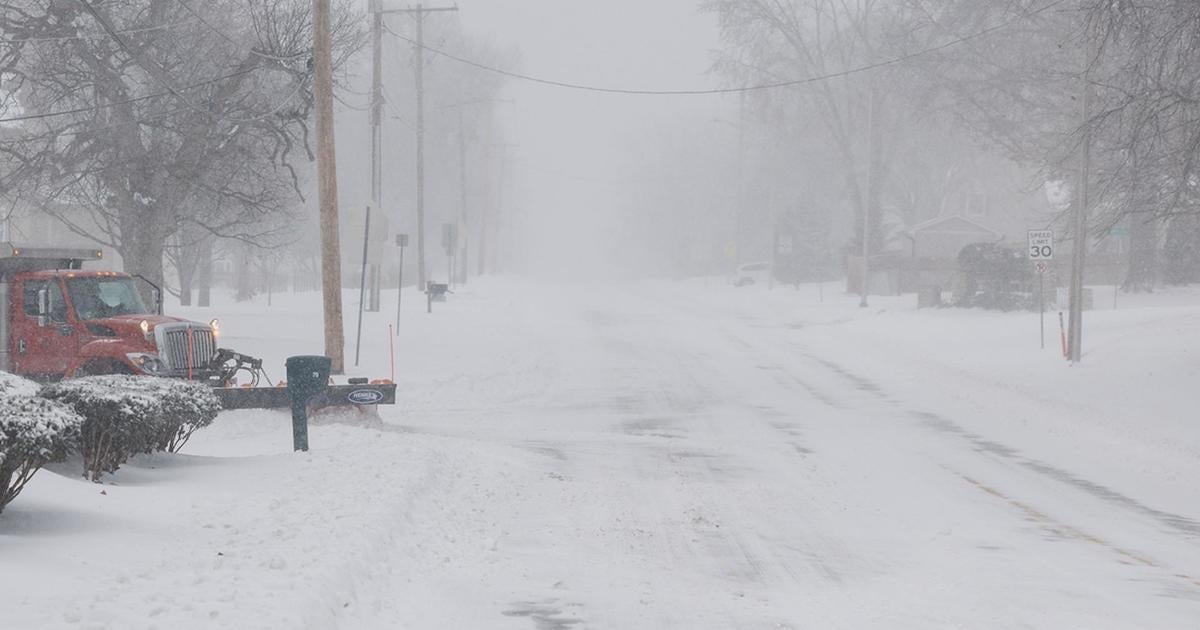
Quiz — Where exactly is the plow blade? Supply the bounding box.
[215,382,397,411]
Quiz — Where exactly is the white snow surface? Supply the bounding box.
[1,278,1198,628]
[0,371,42,398]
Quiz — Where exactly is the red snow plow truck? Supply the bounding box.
[0,244,395,410]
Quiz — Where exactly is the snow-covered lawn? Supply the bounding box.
[2,278,1198,628]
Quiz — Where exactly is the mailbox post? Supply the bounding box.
[285,355,332,452]
[426,281,448,313]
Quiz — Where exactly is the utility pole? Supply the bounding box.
[457,108,469,284]
[313,0,345,373]
[479,142,516,276]
[366,1,384,313]
[860,86,875,309]
[1069,15,1094,363]
[736,90,746,267]
[394,4,458,289]
[443,98,510,284]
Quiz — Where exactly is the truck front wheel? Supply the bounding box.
[75,359,135,377]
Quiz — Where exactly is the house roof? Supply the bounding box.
[908,214,1003,239]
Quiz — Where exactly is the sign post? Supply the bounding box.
[1028,230,1054,350]
[442,223,459,288]
[395,233,408,336]
[354,206,371,367]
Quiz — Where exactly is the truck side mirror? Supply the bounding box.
[36,288,49,327]
[132,275,164,315]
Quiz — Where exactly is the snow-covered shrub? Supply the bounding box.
[0,371,40,399]
[0,394,84,514]
[41,376,165,481]
[90,377,222,453]
[40,376,222,480]
[151,379,221,453]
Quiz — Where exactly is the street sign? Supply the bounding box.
[1028,230,1054,260]
[395,233,409,248]
[1035,261,1048,275]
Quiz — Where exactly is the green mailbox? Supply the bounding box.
[285,355,332,452]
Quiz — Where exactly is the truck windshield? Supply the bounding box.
[67,277,148,320]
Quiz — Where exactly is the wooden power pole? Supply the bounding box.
[1069,11,1094,363]
[313,0,345,373]
[367,0,384,313]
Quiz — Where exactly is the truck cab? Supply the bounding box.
[0,244,218,382]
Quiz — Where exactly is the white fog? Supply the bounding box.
[1,1,1198,628]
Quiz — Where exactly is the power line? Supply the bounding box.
[0,18,200,45]
[2,4,300,125]
[0,105,192,145]
[77,1,202,110]
[385,0,1069,96]
[0,67,259,124]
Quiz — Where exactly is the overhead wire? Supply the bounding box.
[0,0,1069,126]
[0,66,260,123]
[0,18,200,45]
[75,0,204,111]
[383,0,1071,96]
[0,105,192,145]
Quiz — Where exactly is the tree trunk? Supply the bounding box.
[120,222,168,313]
[1163,215,1200,285]
[235,242,255,302]
[178,260,194,307]
[174,228,205,307]
[1124,213,1158,292]
[197,237,213,307]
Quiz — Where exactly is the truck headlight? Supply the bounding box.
[126,353,167,375]
[210,319,220,338]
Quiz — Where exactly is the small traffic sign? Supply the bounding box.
[1035,261,1048,275]
[1028,230,1054,260]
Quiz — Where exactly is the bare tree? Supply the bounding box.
[0,0,361,300]
[902,0,1200,288]
[704,0,904,255]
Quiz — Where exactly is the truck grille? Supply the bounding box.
[158,325,216,372]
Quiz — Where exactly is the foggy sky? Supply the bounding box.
[452,0,733,276]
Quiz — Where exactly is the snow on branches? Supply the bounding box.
[0,375,84,514]
[40,375,222,482]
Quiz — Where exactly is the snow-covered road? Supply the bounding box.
[4,279,1199,628]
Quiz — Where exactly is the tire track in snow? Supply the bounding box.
[953,471,1200,594]
[916,409,1200,539]
[719,321,1200,606]
[800,353,1200,541]
[580,311,858,624]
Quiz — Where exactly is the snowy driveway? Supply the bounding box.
[4,280,1199,628]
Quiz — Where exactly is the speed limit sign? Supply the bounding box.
[1028,230,1054,260]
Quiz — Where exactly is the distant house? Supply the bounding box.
[906,215,1003,260]
[0,200,121,271]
